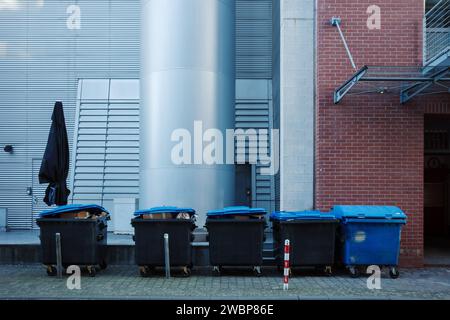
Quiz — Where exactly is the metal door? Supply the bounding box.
[32,159,55,228]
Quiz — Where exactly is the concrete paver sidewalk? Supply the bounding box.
[0,265,449,300]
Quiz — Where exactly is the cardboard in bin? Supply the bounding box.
[142,212,176,220]
[58,210,91,219]
[134,206,196,220]
[207,206,267,219]
[40,204,110,219]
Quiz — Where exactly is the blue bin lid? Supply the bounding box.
[40,204,110,218]
[332,205,406,220]
[207,206,267,217]
[270,210,336,221]
[134,206,195,217]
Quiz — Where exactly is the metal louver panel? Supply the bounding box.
[236,0,273,79]
[235,98,275,213]
[70,79,140,214]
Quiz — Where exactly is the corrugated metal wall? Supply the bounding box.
[0,0,273,229]
[236,0,273,79]
[0,0,140,229]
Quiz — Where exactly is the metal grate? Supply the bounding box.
[424,0,450,65]
[425,129,449,150]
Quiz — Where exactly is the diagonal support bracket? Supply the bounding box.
[400,67,450,104]
[334,66,368,104]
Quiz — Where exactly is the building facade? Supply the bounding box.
[0,0,449,267]
[316,0,449,267]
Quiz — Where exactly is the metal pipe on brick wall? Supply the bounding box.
[140,0,236,226]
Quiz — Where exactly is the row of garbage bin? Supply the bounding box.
[36,204,406,279]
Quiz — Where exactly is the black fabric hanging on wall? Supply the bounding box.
[39,101,71,206]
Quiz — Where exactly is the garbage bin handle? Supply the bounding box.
[98,221,107,230]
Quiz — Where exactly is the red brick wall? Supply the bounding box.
[316,0,425,267]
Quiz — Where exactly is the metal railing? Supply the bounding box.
[424,0,450,65]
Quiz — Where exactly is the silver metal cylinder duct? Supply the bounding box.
[140,0,236,226]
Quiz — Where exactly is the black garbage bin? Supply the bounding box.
[131,206,196,277]
[205,206,267,276]
[36,204,110,277]
[270,211,338,276]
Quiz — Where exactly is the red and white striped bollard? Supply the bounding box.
[283,239,290,290]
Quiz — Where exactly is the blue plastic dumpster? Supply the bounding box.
[206,206,267,276]
[270,211,338,275]
[333,205,407,278]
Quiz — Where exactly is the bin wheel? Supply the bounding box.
[182,266,191,277]
[87,266,96,277]
[99,261,108,270]
[389,267,400,279]
[348,266,360,278]
[139,266,147,277]
[324,266,333,277]
[253,266,262,277]
[212,266,221,276]
[46,265,57,277]
[139,266,153,277]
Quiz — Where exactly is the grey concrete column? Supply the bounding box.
[279,0,315,211]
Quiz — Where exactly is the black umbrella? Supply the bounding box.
[39,101,71,206]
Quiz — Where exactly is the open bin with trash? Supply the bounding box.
[270,211,338,276]
[36,204,110,277]
[333,205,407,278]
[205,206,267,276]
[131,206,196,277]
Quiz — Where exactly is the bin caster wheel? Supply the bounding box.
[348,266,360,278]
[87,266,96,277]
[212,266,221,276]
[139,266,149,277]
[324,266,333,277]
[139,266,154,277]
[389,267,399,279]
[99,261,108,270]
[182,266,191,277]
[253,266,262,277]
[46,265,57,277]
